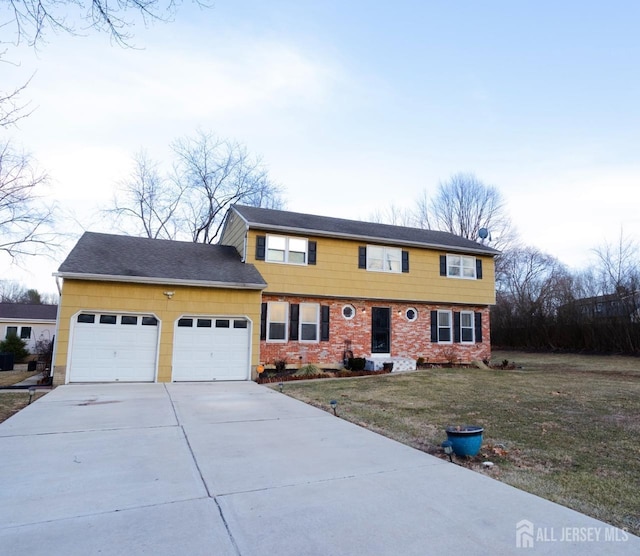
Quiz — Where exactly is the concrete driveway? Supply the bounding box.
[0,383,637,555]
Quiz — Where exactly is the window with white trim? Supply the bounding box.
[299,303,319,342]
[267,302,288,342]
[437,310,452,343]
[266,235,308,265]
[460,311,475,343]
[447,254,476,279]
[367,245,402,273]
[342,304,356,320]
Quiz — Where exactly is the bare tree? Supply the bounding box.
[428,173,515,250]
[0,141,54,260]
[368,203,413,227]
[3,0,210,48]
[0,78,34,128]
[591,229,640,295]
[493,246,572,348]
[108,130,285,243]
[109,150,184,239]
[410,189,431,230]
[0,281,57,303]
[172,131,284,244]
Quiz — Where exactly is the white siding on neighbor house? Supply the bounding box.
[1,321,56,354]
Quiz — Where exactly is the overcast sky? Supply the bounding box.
[2,1,640,294]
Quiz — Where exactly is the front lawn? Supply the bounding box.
[276,350,640,536]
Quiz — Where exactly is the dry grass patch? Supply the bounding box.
[0,370,40,387]
[277,351,640,536]
[0,392,46,423]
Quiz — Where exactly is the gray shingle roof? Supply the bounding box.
[56,232,266,289]
[231,205,500,256]
[0,303,58,321]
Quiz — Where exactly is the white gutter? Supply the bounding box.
[53,272,267,290]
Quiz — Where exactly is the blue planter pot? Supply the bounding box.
[445,426,484,457]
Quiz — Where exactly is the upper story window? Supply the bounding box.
[256,235,317,265]
[359,245,409,273]
[367,245,401,273]
[441,254,482,280]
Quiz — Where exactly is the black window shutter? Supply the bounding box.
[320,305,330,341]
[430,310,438,342]
[440,255,447,276]
[308,241,317,265]
[402,250,409,273]
[256,235,266,260]
[260,303,267,340]
[358,246,367,269]
[289,304,299,341]
[474,312,483,343]
[453,311,461,343]
[476,258,483,279]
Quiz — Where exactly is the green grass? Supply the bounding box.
[276,350,640,536]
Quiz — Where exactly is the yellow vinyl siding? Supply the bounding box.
[54,279,262,384]
[247,232,495,305]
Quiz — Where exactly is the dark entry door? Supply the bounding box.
[371,307,390,353]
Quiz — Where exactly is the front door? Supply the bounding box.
[371,307,391,354]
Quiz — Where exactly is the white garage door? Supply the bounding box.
[69,312,159,382]
[172,317,251,381]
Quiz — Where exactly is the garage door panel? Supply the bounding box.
[172,317,250,382]
[69,313,158,382]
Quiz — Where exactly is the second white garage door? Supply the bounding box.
[172,316,251,381]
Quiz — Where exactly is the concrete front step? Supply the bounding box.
[365,357,417,372]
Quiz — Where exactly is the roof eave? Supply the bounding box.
[243,222,500,256]
[53,272,267,290]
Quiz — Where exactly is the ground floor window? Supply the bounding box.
[437,310,452,343]
[300,303,319,342]
[267,301,288,342]
[460,311,475,343]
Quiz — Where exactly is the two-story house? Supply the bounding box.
[51,205,498,385]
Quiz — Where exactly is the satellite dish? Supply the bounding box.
[478,228,489,240]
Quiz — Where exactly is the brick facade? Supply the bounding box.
[260,294,491,368]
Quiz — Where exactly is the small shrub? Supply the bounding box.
[294,364,322,377]
[347,357,367,371]
[0,335,29,363]
[416,356,426,366]
[274,358,288,373]
[444,348,459,366]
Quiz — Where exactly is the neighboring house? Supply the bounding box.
[52,205,499,385]
[564,291,640,322]
[0,303,58,354]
